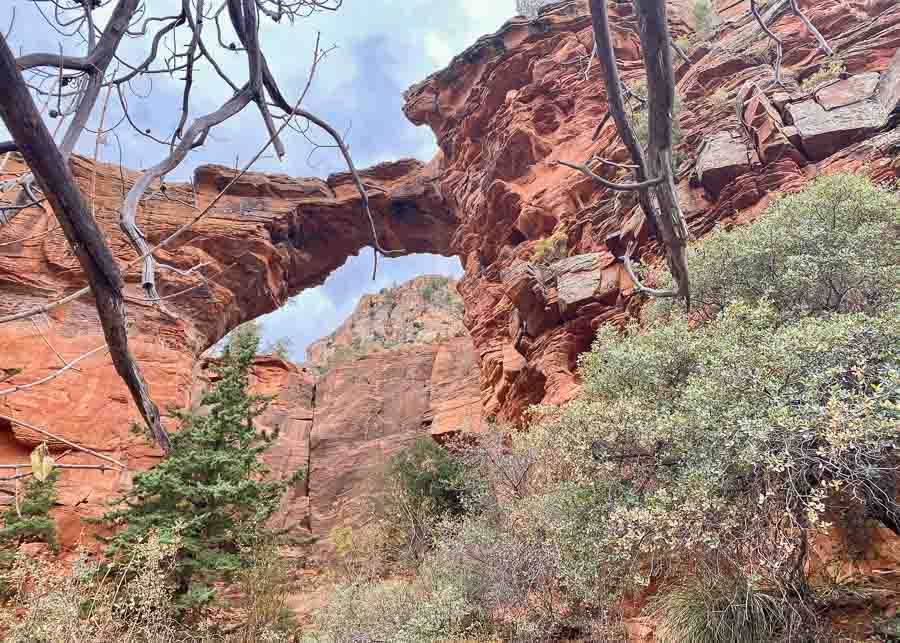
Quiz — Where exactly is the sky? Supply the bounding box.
[1,0,514,361]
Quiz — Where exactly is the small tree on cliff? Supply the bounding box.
[100,329,303,611]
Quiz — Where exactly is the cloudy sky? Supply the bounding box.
[1,0,514,360]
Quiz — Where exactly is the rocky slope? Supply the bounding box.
[305,275,465,373]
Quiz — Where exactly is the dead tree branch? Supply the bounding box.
[789,0,832,56]
[0,345,107,396]
[751,0,784,86]
[0,34,170,453]
[0,413,126,469]
[562,0,689,302]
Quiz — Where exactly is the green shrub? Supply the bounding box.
[0,471,58,552]
[531,231,567,264]
[387,437,467,519]
[801,58,846,91]
[693,0,718,37]
[100,329,303,612]
[301,575,478,643]
[525,302,899,600]
[632,93,683,157]
[648,174,900,322]
[305,174,900,640]
[0,533,292,642]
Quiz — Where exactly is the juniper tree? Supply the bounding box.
[101,329,303,610]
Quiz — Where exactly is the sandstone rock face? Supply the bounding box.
[192,332,482,539]
[403,0,900,425]
[308,335,481,535]
[697,131,752,196]
[305,275,465,373]
[0,156,460,546]
[1,0,899,559]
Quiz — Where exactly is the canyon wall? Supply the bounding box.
[404,0,900,424]
[305,275,466,373]
[1,0,899,549]
[0,156,466,545]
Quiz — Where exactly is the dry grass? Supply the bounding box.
[0,534,295,643]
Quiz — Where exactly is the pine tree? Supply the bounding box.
[0,471,58,552]
[101,329,303,610]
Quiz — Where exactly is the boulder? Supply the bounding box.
[696,131,753,197]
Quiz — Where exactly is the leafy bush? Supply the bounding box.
[649,174,900,322]
[0,470,58,552]
[101,329,303,612]
[526,303,899,602]
[300,575,480,643]
[0,533,293,642]
[388,438,467,518]
[632,93,683,161]
[305,175,900,641]
[0,534,186,642]
[420,276,449,303]
[802,58,846,91]
[530,231,567,264]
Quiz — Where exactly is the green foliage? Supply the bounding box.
[387,437,468,519]
[306,175,900,641]
[420,276,450,303]
[101,329,302,611]
[527,303,899,602]
[649,174,900,322]
[0,472,58,552]
[530,231,567,264]
[801,58,846,91]
[300,575,480,643]
[693,0,718,37]
[224,320,260,352]
[0,532,293,642]
[633,93,684,153]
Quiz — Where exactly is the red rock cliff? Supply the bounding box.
[404,0,900,424]
[1,0,899,547]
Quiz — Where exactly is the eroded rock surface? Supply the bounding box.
[404,0,900,424]
[0,157,460,544]
[305,275,465,373]
[1,0,899,554]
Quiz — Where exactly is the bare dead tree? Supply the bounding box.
[562,0,689,303]
[0,0,396,452]
[562,0,831,305]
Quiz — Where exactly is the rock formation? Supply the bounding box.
[404,0,900,425]
[305,275,466,374]
[0,157,462,545]
[1,0,899,554]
